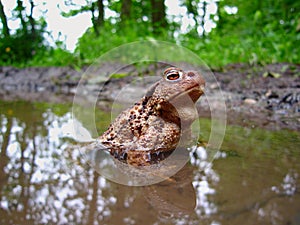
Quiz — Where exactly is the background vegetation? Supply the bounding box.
[0,0,299,68]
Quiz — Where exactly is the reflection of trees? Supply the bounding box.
[0,102,47,224]
[0,115,12,203]
[0,100,217,224]
[87,171,99,224]
[0,100,214,224]
[0,101,120,224]
[1,100,299,224]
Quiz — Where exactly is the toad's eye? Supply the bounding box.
[165,70,183,81]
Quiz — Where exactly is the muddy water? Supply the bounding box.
[0,100,299,225]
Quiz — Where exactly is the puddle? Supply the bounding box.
[0,100,299,225]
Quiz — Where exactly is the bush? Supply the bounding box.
[0,33,45,65]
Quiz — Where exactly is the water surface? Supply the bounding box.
[0,100,299,225]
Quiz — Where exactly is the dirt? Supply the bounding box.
[211,63,300,131]
[0,63,299,131]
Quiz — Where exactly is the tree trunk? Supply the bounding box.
[97,0,104,27]
[121,0,132,22]
[91,2,99,36]
[202,1,206,36]
[0,0,10,37]
[16,0,27,33]
[150,0,167,34]
[91,0,104,36]
[28,0,36,36]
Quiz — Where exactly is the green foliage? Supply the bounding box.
[75,20,174,64]
[0,0,299,68]
[64,0,300,68]
[61,5,91,17]
[179,0,300,67]
[0,0,48,66]
[0,33,79,67]
[26,46,78,67]
[0,32,45,65]
[180,28,299,68]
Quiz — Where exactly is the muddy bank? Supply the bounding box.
[0,63,299,131]
[210,63,300,131]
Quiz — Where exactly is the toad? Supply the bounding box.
[98,67,205,166]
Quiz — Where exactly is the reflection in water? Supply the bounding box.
[0,102,116,224]
[0,100,300,225]
[190,146,220,218]
[143,165,197,222]
[271,171,298,196]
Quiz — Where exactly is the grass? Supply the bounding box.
[1,24,299,69]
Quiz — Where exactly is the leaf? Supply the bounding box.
[61,6,91,17]
[263,71,281,78]
[110,73,128,79]
[254,10,262,22]
[280,65,289,73]
[270,72,281,78]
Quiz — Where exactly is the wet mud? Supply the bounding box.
[0,63,299,130]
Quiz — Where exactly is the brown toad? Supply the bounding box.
[98,67,205,166]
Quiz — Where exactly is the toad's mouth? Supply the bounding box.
[170,84,205,103]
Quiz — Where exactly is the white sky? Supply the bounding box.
[2,0,93,51]
[1,0,219,51]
